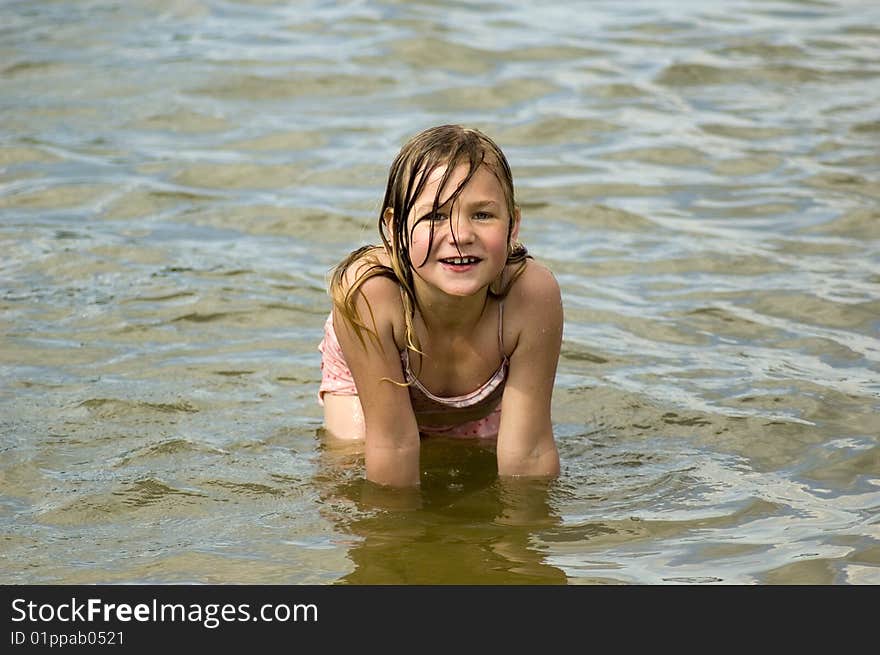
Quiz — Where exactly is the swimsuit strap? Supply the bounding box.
[402,299,508,379]
[497,300,505,360]
[401,299,509,409]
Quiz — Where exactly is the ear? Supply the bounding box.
[382,207,394,239]
[509,206,521,244]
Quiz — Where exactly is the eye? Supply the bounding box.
[414,212,447,226]
[473,211,494,220]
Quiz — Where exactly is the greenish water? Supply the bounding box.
[1,0,878,584]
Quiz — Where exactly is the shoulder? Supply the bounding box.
[334,246,394,298]
[504,258,562,320]
[333,245,387,288]
[506,258,561,302]
[503,258,563,353]
[332,246,405,345]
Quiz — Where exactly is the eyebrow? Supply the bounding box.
[414,199,499,215]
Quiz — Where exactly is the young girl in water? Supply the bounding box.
[318,125,562,488]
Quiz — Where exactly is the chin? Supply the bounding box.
[438,282,489,298]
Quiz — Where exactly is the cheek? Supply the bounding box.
[483,228,510,256]
[409,226,433,261]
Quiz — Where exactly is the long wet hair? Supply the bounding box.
[329,124,529,353]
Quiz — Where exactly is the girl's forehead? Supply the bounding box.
[411,161,503,206]
[410,162,454,197]
[423,163,450,185]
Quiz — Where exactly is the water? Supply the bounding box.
[1,0,878,584]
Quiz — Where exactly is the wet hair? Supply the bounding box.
[329,124,529,354]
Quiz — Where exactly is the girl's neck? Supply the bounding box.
[413,281,490,335]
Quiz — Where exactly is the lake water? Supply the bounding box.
[1,0,878,584]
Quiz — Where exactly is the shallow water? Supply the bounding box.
[1,0,878,585]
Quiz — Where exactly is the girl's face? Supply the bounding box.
[400,161,519,300]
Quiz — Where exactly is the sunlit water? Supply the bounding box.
[1,0,878,584]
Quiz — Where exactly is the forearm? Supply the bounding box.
[365,436,420,487]
[497,436,559,479]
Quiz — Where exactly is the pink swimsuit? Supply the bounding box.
[318,305,508,439]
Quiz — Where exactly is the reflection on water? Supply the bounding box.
[1,0,879,584]
[319,438,568,584]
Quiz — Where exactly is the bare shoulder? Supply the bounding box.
[508,258,560,299]
[506,258,562,315]
[334,246,404,344]
[336,246,389,289]
[503,258,563,351]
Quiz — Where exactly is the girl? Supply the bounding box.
[318,125,563,488]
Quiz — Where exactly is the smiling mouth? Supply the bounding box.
[439,256,481,265]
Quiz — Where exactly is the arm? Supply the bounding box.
[332,275,421,487]
[496,262,563,478]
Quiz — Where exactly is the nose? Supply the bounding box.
[449,210,475,245]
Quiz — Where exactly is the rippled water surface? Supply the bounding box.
[2,0,878,584]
